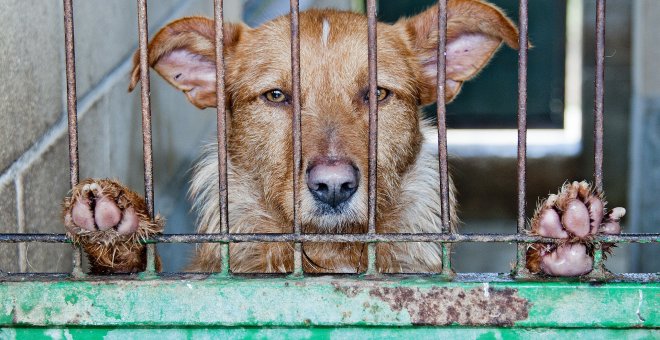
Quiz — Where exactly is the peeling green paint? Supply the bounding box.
[0,327,658,339]
[0,276,657,329]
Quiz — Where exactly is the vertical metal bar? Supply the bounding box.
[214,0,230,276]
[589,0,608,279]
[63,0,84,278]
[366,0,378,276]
[63,0,79,188]
[71,247,84,278]
[137,0,156,273]
[290,0,303,276]
[515,0,530,277]
[436,0,452,277]
[594,0,606,193]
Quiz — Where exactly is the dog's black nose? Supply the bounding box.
[307,159,359,208]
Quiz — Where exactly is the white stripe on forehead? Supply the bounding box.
[322,18,330,46]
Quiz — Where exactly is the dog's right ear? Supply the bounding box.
[128,17,246,109]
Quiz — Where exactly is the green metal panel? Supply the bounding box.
[0,275,657,331]
[1,327,658,339]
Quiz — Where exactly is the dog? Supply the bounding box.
[62,0,624,276]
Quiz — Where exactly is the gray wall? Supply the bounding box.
[0,0,240,272]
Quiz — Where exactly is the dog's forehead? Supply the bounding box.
[235,10,413,93]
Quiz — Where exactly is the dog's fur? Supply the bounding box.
[66,0,520,274]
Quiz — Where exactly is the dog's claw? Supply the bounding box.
[527,181,625,277]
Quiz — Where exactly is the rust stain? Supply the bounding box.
[332,282,363,298]
[368,286,529,326]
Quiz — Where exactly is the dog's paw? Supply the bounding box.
[526,181,625,277]
[62,179,162,272]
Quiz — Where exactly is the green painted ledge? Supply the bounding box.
[0,274,658,336]
[1,327,658,339]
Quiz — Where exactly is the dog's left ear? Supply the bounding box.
[400,0,520,104]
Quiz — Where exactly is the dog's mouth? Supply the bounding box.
[311,198,355,216]
[301,199,366,232]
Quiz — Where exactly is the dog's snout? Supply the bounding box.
[307,159,359,208]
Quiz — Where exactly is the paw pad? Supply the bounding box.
[65,180,138,235]
[526,181,625,277]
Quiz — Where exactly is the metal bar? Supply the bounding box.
[589,0,608,276]
[2,279,658,327]
[584,242,610,280]
[366,0,378,276]
[515,0,530,277]
[63,0,79,188]
[213,0,230,276]
[290,0,303,276]
[436,0,453,277]
[71,246,84,278]
[436,0,450,235]
[2,233,657,244]
[594,0,606,192]
[0,272,657,283]
[136,0,156,273]
[63,0,83,277]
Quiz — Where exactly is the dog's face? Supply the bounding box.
[129,0,518,232]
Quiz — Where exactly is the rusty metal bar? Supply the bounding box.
[436,0,453,277]
[290,0,303,276]
[63,0,79,188]
[366,0,378,276]
[0,272,657,283]
[589,0,607,276]
[136,0,156,273]
[593,0,606,192]
[1,232,657,244]
[436,1,450,235]
[63,0,84,277]
[515,0,530,277]
[213,0,230,276]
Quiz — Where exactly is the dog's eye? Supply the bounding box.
[264,89,287,103]
[363,87,390,102]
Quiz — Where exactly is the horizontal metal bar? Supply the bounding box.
[0,277,658,327]
[5,328,659,338]
[0,233,658,244]
[1,272,658,283]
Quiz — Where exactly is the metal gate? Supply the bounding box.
[0,0,658,337]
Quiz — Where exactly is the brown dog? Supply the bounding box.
[63,0,623,276]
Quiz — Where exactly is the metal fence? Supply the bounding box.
[0,0,658,282]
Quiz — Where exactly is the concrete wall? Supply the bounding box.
[0,0,242,273]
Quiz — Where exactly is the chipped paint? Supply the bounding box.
[637,289,646,322]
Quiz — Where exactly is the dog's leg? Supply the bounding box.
[526,181,625,276]
[62,179,163,274]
